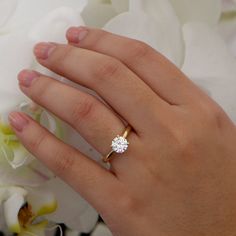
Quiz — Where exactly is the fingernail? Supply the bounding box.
[18,70,40,87]
[34,42,56,60]
[66,26,89,44]
[8,112,29,132]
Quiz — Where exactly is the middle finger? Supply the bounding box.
[34,43,171,134]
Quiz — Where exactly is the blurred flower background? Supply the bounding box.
[0,0,236,235]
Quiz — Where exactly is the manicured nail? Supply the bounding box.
[8,112,29,132]
[66,26,89,44]
[18,70,40,87]
[34,42,56,60]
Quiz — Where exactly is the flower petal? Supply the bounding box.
[4,0,86,31]
[0,162,51,187]
[222,0,236,12]
[131,0,184,66]
[111,0,129,13]
[0,0,17,27]
[3,192,25,233]
[219,12,236,58]
[0,31,33,114]
[103,4,184,67]
[29,7,84,44]
[5,186,28,198]
[65,229,81,236]
[169,0,222,26]
[1,103,63,169]
[18,221,48,236]
[81,2,118,28]
[26,187,57,218]
[6,145,33,169]
[91,224,112,236]
[27,7,84,80]
[45,178,98,233]
[62,123,101,162]
[0,207,7,233]
[182,22,236,123]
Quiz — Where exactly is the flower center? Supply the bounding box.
[18,203,34,228]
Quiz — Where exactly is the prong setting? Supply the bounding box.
[111,135,129,154]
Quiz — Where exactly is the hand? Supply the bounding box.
[9,27,236,236]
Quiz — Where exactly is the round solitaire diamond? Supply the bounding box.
[111,136,129,154]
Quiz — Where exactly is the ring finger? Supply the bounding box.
[17,70,139,161]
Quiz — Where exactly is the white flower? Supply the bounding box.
[44,178,98,232]
[0,0,17,28]
[3,186,56,235]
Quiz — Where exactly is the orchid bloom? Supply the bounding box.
[1,177,98,236]
[2,186,56,235]
[1,0,236,235]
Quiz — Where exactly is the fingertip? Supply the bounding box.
[17,69,40,87]
[34,42,57,60]
[8,112,29,132]
[66,26,89,44]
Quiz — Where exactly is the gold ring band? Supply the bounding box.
[103,125,132,163]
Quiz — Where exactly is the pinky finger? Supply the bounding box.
[8,111,120,214]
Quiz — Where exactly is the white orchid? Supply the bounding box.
[1,0,236,235]
[2,186,56,236]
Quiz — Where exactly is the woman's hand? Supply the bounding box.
[9,27,236,236]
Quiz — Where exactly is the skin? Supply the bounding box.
[8,27,236,236]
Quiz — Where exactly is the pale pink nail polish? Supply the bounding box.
[8,112,29,132]
[34,42,56,60]
[66,26,89,44]
[18,70,40,87]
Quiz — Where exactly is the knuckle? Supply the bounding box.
[30,78,52,102]
[54,46,75,70]
[209,106,227,130]
[199,102,227,129]
[168,124,197,160]
[29,130,48,153]
[53,148,75,176]
[178,135,196,158]
[170,131,197,162]
[90,29,109,49]
[92,58,121,81]
[118,194,138,214]
[71,97,95,126]
[127,40,150,59]
[172,107,228,159]
[77,167,98,188]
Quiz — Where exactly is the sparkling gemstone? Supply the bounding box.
[111,136,129,154]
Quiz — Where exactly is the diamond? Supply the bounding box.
[111,135,129,154]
